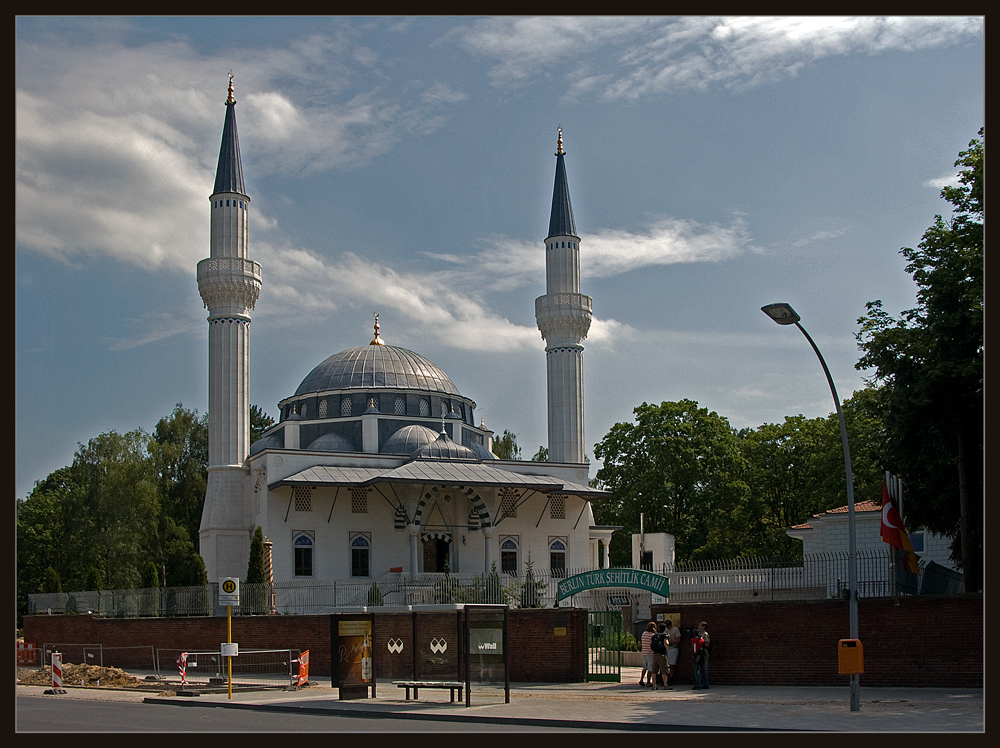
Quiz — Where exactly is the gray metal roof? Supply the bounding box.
[268,465,387,490]
[294,344,460,396]
[364,460,570,491]
[519,474,611,498]
[213,98,246,197]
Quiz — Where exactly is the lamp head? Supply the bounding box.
[761,303,801,325]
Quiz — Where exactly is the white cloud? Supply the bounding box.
[15,31,469,269]
[448,16,983,100]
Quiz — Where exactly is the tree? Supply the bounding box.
[72,429,161,591]
[736,390,887,559]
[148,404,208,558]
[531,445,549,462]
[250,404,275,444]
[247,526,266,584]
[856,128,983,591]
[593,400,749,564]
[492,429,522,460]
[520,550,547,608]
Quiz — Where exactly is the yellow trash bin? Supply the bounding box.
[838,639,864,674]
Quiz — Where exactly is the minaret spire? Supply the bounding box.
[535,129,592,464]
[197,75,263,581]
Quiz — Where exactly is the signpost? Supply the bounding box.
[219,578,239,699]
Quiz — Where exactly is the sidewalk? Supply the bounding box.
[17,666,984,732]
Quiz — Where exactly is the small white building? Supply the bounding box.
[787,500,962,596]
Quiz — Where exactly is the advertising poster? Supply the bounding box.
[338,619,373,686]
[469,626,504,684]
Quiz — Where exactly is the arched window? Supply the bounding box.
[549,536,567,577]
[419,399,430,417]
[500,535,519,575]
[318,399,328,418]
[341,397,352,416]
[394,396,406,415]
[293,532,314,577]
[350,532,371,577]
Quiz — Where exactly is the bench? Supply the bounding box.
[393,680,464,702]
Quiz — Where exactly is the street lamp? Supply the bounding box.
[761,302,860,712]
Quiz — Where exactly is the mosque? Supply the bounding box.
[197,78,616,588]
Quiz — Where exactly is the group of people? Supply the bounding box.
[639,620,710,690]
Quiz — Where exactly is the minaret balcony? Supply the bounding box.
[534,292,592,317]
[198,257,262,312]
[535,293,593,343]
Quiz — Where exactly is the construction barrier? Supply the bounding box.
[51,652,63,688]
[295,650,309,686]
[17,642,38,665]
[177,652,188,685]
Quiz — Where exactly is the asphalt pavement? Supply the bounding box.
[16,666,984,732]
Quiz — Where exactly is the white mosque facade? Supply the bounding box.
[197,79,615,589]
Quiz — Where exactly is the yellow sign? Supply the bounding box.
[553,627,567,637]
[339,620,371,636]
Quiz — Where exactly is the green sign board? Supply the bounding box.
[556,569,669,600]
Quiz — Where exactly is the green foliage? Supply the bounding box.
[856,128,983,590]
[520,551,547,608]
[42,567,62,594]
[14,402,255,625]
[141,561,160,589]
[250,404,276,444]
[247,527,267,584]
[366,582,384,606]
[492,429,522,460]
[531,445,549,462]
[611,629,639,652]
[594,400,749,564]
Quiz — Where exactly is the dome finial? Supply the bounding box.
[556,127,564,156]
[226,72,236,105]
[370,312,385,345]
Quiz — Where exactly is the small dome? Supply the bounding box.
[381,424,440,456]
[249,432,283,456]
[306,432,356,452]
[412,431,478,460]
[468,441,497,460]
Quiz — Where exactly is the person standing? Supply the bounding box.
[639,622,656,686]
[692,621,711,689]
[665,618,682,686]
[650,623,670,690]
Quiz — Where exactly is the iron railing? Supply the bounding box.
[27,548,960,617]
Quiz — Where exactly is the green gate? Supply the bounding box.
[586,610,622,682]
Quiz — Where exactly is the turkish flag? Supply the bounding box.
[880,480,919,574]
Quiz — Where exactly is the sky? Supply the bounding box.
[15,16,984,500]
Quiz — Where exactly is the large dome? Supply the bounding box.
[294,344,460,396]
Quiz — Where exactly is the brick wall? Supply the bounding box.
[23,607,588,683]
[652,593,982,688]
[23,595,979,687]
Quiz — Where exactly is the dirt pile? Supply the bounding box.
[17,663,144,688]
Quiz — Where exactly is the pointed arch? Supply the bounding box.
[415,485,492,530]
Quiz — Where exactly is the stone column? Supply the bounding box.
[482,526,495,575]
[408,524,420,580]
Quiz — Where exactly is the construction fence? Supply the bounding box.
[17,642,305,688]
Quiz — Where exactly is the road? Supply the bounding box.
[16,696,570,732]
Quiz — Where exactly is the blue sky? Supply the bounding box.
[16,16,984,500]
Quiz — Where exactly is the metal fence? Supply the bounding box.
[38,644,157,673]
[157,648,302,687]
[27,549,961,617]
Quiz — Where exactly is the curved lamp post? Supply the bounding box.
[761,303,860,712]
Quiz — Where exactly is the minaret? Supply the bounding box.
[197,75,262,581]
[535,129,592,464]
